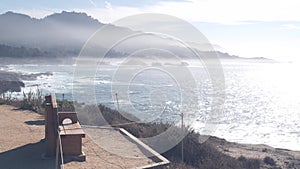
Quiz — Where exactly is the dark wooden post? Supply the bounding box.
[45,94,58,157]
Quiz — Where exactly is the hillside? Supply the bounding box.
[0,11,271,61]
[0,11,129,57]
[0,44,52,58]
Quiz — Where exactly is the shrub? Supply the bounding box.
[264,156,276,166]
[21,89,43,114]
[238,156,247,161]
[0,89,44,114]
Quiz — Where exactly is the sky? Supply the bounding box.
[1,0,300,62]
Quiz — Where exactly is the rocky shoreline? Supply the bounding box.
[0,70,52,94]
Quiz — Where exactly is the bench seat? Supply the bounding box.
[59,122,85,137]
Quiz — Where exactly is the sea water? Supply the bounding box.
[4,60,300,150]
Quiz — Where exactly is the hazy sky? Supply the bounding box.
[1,0,300,62]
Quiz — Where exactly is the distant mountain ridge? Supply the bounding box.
[0,11,124,56]
[43,11,101,26]
[0,11,267,61]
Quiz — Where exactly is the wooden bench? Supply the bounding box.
[44,93,86,161]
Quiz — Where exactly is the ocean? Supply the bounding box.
[4,59,300,150]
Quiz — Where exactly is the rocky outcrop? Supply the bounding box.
[0,80,24,94]
[0,70,52,94]
[0,71,24,94]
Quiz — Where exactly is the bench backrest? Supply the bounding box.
[44,93,59,156]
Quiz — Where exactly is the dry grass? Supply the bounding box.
[0,90,43,114]
[0,92,261,169]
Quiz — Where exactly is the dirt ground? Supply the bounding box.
[0,105,156,169]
